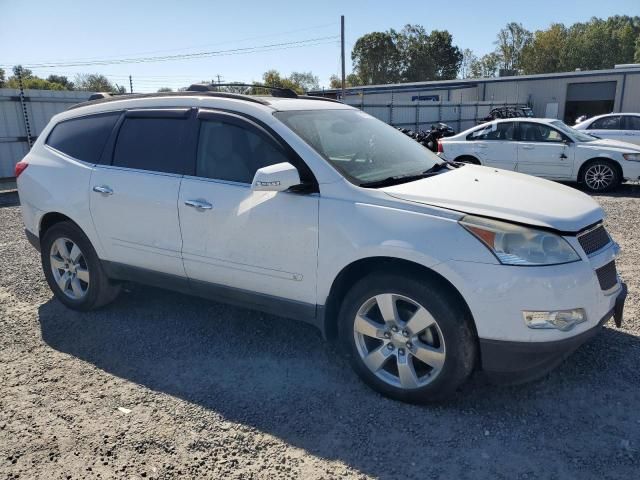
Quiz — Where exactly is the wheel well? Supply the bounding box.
[39,212,75,238]
[454,155,481,165]
[577,158,622,183]
[322,257,478,342]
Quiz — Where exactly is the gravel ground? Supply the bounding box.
[1,185,639,480]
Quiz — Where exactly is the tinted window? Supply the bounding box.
[590,116,621,130]
[197,120,289,183]
[624,116,640,131]
[46,112,120,163]
[113,117,189,174]
[519,123,564,142]
[467,122,516,141]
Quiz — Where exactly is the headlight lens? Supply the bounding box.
[460,215,580,266]
[622,153,640,161]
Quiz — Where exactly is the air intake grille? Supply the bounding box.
[578,225,610,256]
[596,261,618,291]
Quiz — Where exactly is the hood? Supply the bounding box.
[382,165,603,232]
[580,138,640,152]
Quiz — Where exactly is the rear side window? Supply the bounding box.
[196,119,289,183]
[467,122,515,141]
[624,116,640,130]
[589,116,621,130]
[113,117,189,174]
[46,112,120,163]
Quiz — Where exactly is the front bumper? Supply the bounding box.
[480,283,627,384]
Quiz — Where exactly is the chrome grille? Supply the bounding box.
[577,225,610,256]
[596,261,618,291]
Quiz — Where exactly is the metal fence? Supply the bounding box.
[345,98,529,133]
[0,88,92,178]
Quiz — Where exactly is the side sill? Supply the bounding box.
[102,261,323,333]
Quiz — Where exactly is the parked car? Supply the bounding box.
[16,89,626,403]
[574,113,640,146]
[438,118,640,192]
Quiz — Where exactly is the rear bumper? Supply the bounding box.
[480,283,626,384]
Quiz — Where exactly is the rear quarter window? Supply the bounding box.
[46,112,121,163]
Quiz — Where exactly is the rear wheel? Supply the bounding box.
[339,273,477,403]
[580,160,620,192]
[41,221,120,310]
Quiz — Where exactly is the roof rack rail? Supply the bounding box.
[187,83,298,98]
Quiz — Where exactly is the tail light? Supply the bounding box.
[437,141,444,153]
[14,160,29,178]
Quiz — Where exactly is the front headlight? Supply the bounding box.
[460,215,581,266]
[622,153,640,161]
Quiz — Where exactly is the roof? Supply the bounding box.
[309,66,640,96]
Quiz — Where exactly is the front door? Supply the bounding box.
[90,109,192,276]
[586,115,627,143]
[178,110,319,307]
[516,122,573,179]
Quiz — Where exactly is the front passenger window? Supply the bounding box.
[520,123,564,143]
[197,120,290,183]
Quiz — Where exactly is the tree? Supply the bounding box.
[157,87,173,92]
[74,73,123,93]
[398,26,462,81]
[5,65,67,90]
[351,30,403,84]
[288,71,319,91]
[46,75,74,90]
[521,24,567,74]
[329,73,363,89]
[0,68,5,87]
[495,22,532,72]
[469,52,501,78]
[460,49,477,78]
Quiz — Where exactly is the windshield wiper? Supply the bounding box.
[360,162,451,188]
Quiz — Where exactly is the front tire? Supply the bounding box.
[580,160,620,192]
[339,273,477,403]
[41,221,120,311]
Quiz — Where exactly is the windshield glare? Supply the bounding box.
[551,120,597,142]
[274,109,441,185]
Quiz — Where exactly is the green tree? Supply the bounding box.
[460,49,477,78]
[351,30,403,84]
[329,73,363,89]
[74,73,123,93]
[288,71,319,91]
[399,26,462,81]
[521,24,567,74]
[157,87,173,92]
[259,70,320,94]
[0,67,5,87]
[495,22,532,72]
[46,75,74,90]
[469,52,501,78]
[6,65,67,90]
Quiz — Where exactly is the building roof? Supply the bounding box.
[310,66,640,96]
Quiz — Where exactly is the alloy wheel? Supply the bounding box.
[49,237,90,300]
[585,164,615,191]
[353,293,446,389]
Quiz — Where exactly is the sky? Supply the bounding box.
[1,0,639,92]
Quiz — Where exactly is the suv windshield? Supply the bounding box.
[551,120,597,142]
[274,109,443,186]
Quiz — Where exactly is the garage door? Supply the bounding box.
[565,81,617,124]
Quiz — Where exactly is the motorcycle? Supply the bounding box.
[397,123,455,152]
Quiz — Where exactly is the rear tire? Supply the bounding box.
[338,273,477,403]
[580,160,620,192]
[41,221,120,311]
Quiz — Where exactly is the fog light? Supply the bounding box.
[523,309,586,331]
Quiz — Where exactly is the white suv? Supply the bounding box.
[438,118,640,192]
[16,87,627,403]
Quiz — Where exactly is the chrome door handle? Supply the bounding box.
[184,199,213,210]
[521,145,535,150]
[92,185,113,195]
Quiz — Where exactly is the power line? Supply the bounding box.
[3,36,339,69]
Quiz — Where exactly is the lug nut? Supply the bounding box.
[387,344,394,351]
[384,332,391,339]
[398,348,405,356]
[402,329,409,337]
[391,326,398,333]
[406,342,413,349]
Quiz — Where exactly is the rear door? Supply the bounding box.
[516,122,573,179]
[586,115,627,142]
[467,121,518,170]
[621,115,640,146]
[89,108,193,276]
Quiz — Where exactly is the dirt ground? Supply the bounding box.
[1,185,639,480]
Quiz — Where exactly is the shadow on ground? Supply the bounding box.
[37,285,640,479]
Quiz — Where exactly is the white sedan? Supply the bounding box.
[574,113,640,146]
[438,118,640,191]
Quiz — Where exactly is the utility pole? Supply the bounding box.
[340,15,346,101]
[129,75,133,94]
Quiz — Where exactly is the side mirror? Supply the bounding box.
[251,162,301,192]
